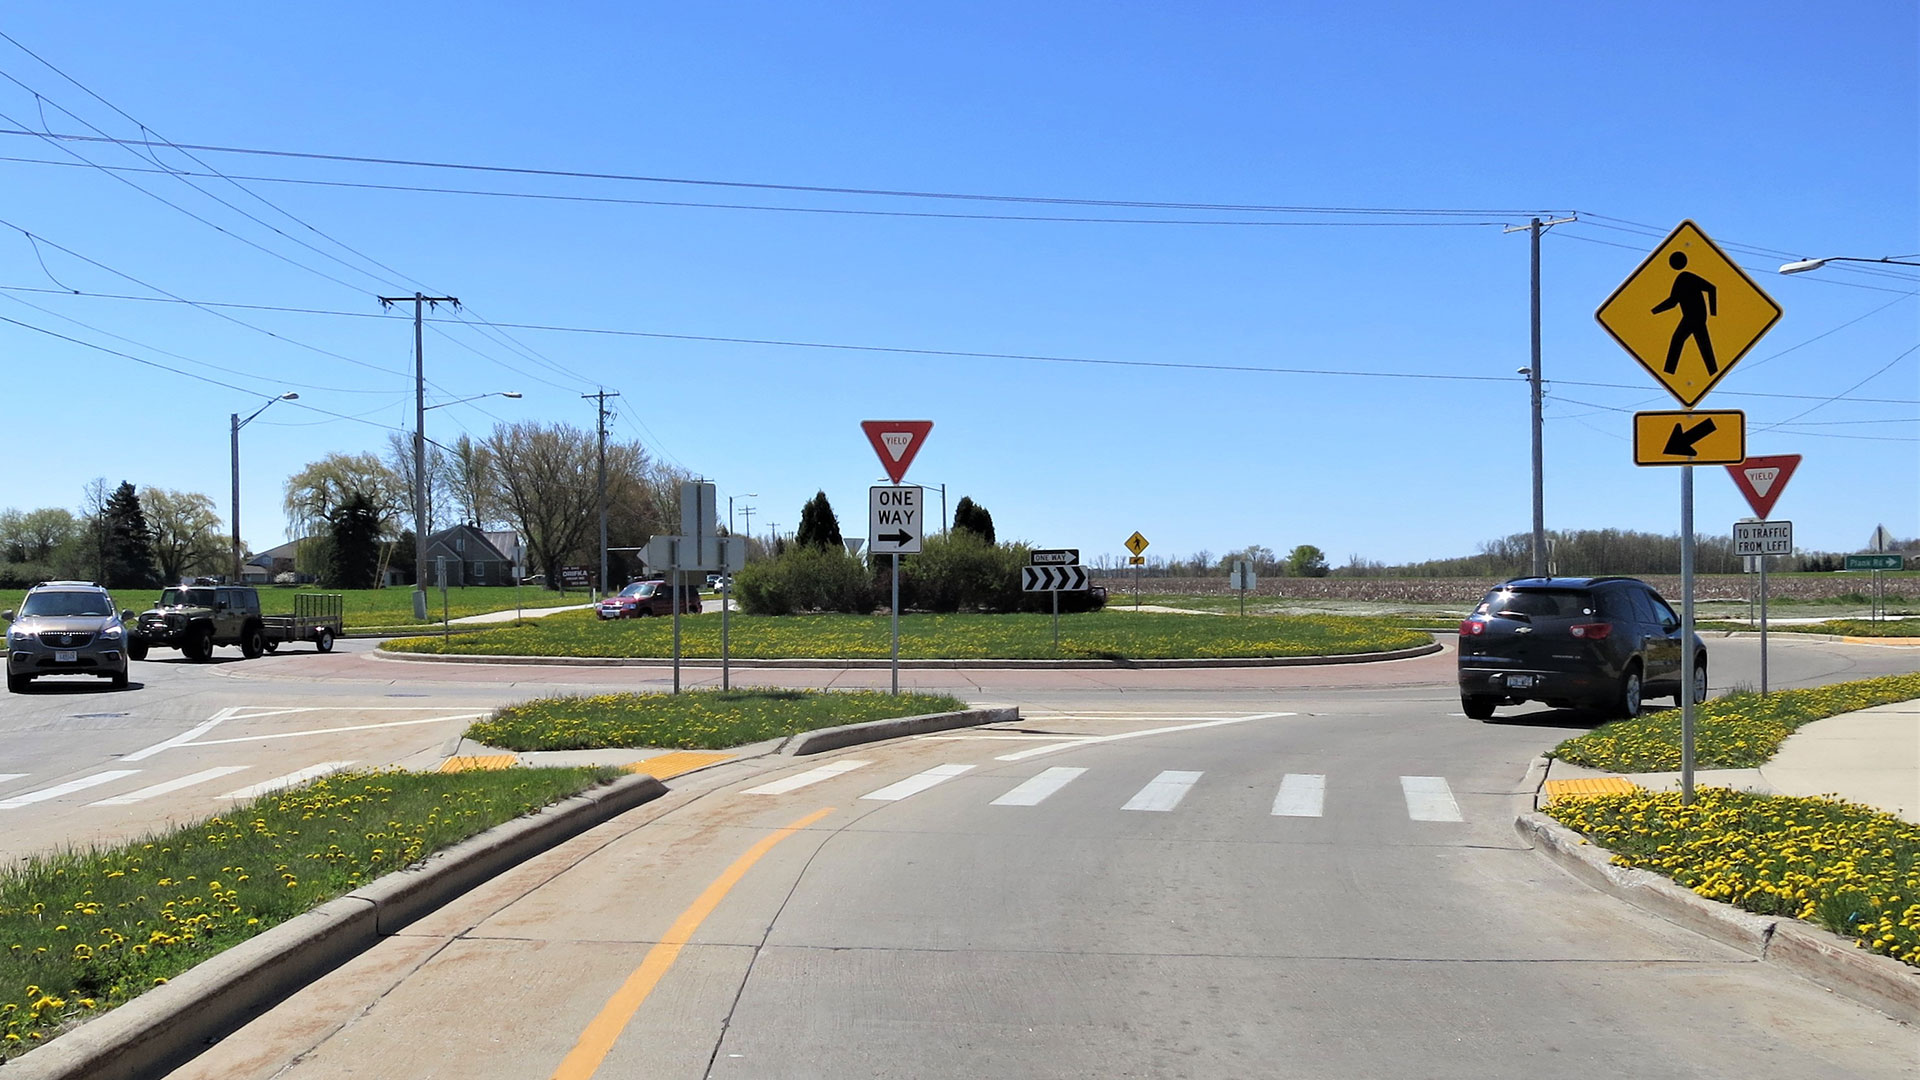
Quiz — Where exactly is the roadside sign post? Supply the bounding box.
[1229,559,1256,615]
[1735,520,1794,694]
[1727,455,1802,696]
[863,421,933,695]
[1598,220,1782,805]
[717,536,746,691]
[437,557,450,642]
[513,564,523,623]
[1125,531,1150,608]
[1023,558,1088,650]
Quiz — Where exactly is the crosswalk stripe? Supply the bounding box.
[991,766,1086,807]
[1122,770,1203,812]
[860,763,974,802]
[220,762,355,800]
[90,766,252,806]
[1401,776,1463,822]
[0,774,24,786]
[743,760,871,795]
[0,770,141,810]
[1271,773,1326,817]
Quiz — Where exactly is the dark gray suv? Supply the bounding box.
[4,581,134,692]
[1457,576,1706,721]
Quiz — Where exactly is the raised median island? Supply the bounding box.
[378,609,1435,663]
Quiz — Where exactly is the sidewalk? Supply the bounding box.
[1543,700,1920,823]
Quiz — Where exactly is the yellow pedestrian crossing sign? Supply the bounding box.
[1595,220,1782,408]
[1124,531,1150,556]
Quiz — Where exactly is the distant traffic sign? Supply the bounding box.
[1031,549,1079,565]
[1596,220,1782,407]
[1127,556,1146,566]
[1632,410,1745,465]
[1725,454,1801,520]
[1733,520,1793,557]
[860,420,933,484]
[1022,565,1089,592]
[1846,554,1904,571]
[868,485,924,554]
[1124,531,1150,556]
[1229,559,1256,591]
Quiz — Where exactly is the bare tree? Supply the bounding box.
[486,422,603,584]
[142,488,227,583]
[284,452,407,539]
[437,433,499,528]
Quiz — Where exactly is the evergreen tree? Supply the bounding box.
[325,491,384,589]
[794,490,844,551]
[951,496,995,544]
[100,481,158,588]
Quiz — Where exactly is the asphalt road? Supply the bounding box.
[1,631,1915,1077]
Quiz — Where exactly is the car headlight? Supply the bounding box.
[7,626,33,643]
[101,625,123,640]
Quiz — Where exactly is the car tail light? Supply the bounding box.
[1458,619,1486,636]
[1569,623,1612,640]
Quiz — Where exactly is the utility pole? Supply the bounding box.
[738,504,757,550]
[379,292,458,620]
[584,389,619,595]
[1502,215,1575,578]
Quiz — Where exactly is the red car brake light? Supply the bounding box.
[1569,623,1612,640]
[1458,619,1486,636]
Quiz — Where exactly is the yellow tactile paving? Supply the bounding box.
[1544,776,1638,800]
[438,754,520,773]
[625,751,734,780]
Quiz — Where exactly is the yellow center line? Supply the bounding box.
[548,807,835,1080]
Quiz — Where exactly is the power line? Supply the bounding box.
[0,127,1572,218]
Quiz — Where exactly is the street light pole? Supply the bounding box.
[379,293,459,620]
[729,492,758,536]
[230,392,298,583]
[1779,255,1920,274]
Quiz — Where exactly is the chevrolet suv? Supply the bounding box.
[4,581,134,692]
[1457,576,1706,721]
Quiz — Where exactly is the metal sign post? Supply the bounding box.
[1734,519,1792,694]
[1679,467,1696,804]
[891,552,900,695]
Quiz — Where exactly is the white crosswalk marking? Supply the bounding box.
[1401,776,1463,822]
[1122,770,1203,812]
[0,774,24,786]
[743,760,871,795]
[0,770,141,810]
[991,766,1086,807]
[220,762,355,800]
[860,763,974,802]
[91,766,252,807]
[1271,773,1326,817]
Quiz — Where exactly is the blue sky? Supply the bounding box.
[1,2,1914,568]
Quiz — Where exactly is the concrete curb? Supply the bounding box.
[1514,808,1920,1025]
[369,640,1444,670]
[4,772,669,1080]
[781,707,1019,756]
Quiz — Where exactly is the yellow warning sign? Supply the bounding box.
[1595,220,1782,408]
[1632,410,1746,466]
[1124,531,1150,556]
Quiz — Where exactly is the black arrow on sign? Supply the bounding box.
[1663,417,1718,458]
[879,530,915,545]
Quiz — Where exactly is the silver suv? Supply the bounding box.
[5,581,134,692]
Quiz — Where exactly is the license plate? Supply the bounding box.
[54,650,77,663]
[1507,674,1534,689]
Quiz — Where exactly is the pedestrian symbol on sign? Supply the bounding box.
[1652,252,1718,376]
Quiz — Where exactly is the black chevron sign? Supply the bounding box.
[1021,565,1089,592]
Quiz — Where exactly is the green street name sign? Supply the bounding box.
[1844,554,1905,571]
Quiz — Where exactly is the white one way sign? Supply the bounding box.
[868,485,924,554]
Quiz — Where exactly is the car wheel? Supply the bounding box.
[111,666,128,689]
[6,673,28,693]
[186,626,214,662]
[264,640,279,653]
[315,628,335,653]
[1613,664,1643,720]
[241,627,266,659]
[127,641,149,662]
[1683,657,1707,705]
[1460,695,1498,721]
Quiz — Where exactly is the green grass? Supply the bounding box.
[1551,672,1920,772]
[382,609,1433,660]
[1695,619,1920,638]
[0,766,617,1058]
[1546,787,1919,968]
[469,688,971,751]
[1,585,596,630]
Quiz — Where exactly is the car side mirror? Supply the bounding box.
[121,610,135,621]
[1,610,12,622]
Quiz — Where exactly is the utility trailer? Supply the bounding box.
[261,592,343,653]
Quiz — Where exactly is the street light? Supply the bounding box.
[1779,255,1920,274]
[425,391,523,409]
[231,392,299,583]
[729,492,758,536]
